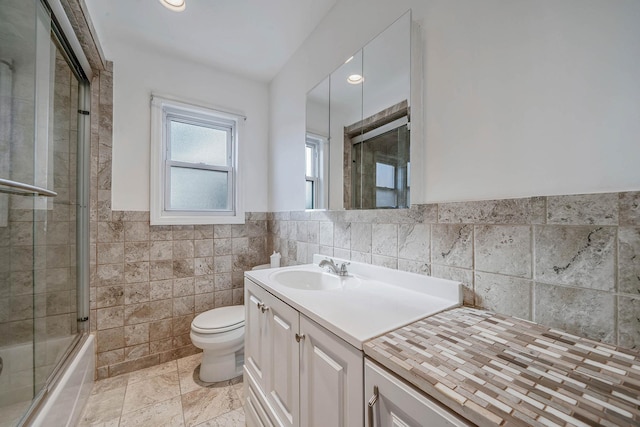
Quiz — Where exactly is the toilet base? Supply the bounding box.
[199,350,242,383]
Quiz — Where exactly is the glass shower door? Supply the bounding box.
[0,1,87,425]
[32,36,83,394]
[0,0,40,423]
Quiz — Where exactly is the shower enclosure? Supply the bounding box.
[0,0,90,425]
[351,121,410,209]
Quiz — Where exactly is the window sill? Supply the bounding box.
[150,211,245,226]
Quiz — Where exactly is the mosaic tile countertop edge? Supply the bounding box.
[364,307,640,427]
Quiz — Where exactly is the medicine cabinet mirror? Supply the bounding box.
[305,10,412,210]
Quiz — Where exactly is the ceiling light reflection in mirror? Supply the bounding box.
[347,74,364,85]
[159,0,186,12]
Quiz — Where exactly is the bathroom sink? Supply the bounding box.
[269,269,360,291]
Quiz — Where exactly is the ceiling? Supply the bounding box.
[84,0,337,82]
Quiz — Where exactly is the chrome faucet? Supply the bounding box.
[319,258,350,276]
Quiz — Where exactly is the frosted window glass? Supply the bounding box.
[170,120,228,165]
[376,188,396,208]
[376,163,395,189]
[170,167,229,210]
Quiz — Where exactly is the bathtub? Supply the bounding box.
[30,334,94,427]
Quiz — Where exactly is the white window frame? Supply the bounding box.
[150,94,245,225]
[305,132,327,210]
[305,138,319,209]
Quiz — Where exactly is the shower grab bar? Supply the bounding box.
[0,178,57,197]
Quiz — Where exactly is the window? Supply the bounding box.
[305,133,326,210]
[376,162,397,208]
[150,95,244,225]
[373,153,410,209]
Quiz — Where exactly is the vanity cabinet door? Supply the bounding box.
[299,314,363,427]
[245,278,300,427]
[263,289,300,427]
[365,359,471,427]
[245,279,271,392]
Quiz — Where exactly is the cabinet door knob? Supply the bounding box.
[295,333,305,342]
[367,385,379,427]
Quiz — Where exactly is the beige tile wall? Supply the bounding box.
[90,213,268,379]
[269,192,640,350]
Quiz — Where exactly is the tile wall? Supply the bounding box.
[90,212,268,379]
[269,192,640,349]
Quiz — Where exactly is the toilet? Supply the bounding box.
[190,305,245,382]
[190,264,270,382]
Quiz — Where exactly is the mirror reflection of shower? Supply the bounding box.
[343,99,410,210]
[350,117,410,209]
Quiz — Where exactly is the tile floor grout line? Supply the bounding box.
[118,378,127,424]
[179,371,188,427]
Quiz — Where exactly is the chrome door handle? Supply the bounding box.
[258,303,269,313]
[367,385,379,427]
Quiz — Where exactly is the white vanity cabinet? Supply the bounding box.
[245,278,363,427]
[299,314,363,427]
[364,359,472,427]
[245,278,300,427]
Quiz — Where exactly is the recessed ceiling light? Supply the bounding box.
[347,74,364,85]
[159,0,186,12]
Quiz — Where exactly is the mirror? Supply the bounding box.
[305,77,330,210]
[306,11,412,210]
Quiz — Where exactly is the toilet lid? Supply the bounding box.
[192,305,245,333]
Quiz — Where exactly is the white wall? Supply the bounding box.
[269,0,640,211]
[110,41,269,212]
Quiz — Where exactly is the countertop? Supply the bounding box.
[364,307,640,426]
[245,257,462,349]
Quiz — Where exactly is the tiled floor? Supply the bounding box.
[78,353,245,426]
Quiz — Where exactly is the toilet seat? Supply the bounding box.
[191,305,244,334]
